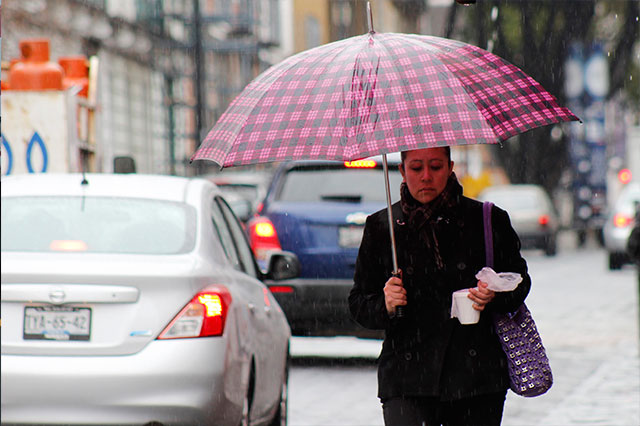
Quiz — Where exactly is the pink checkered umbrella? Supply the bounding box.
[191,32,578,167]
[192,26,579,276]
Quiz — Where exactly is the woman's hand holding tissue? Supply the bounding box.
[475,267,523,292]
[468,281,495,311]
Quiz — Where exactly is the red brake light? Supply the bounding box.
[248,216,282,260]
[538,215,550,226]
[618,168,632,185]
[157,285,232,339]
[269,285,294,294]
[613,213,632,228]
[344,160,376,168]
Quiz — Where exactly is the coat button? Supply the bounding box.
[468,349,477,357]
[406,267,414,275]
[404,352,412,361]
[457,262,466,270]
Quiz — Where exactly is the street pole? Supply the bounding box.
[193,0,205,176]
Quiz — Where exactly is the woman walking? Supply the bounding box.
[349,146,531,425]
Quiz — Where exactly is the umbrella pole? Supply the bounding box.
[382,153,399,275]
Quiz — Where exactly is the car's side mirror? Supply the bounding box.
[263,251,301,281]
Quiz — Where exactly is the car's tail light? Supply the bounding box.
[613,213,633,228]
[538,215,550,226]
[247,216,282,261]
[618,168,632,185]
[269,285,294,294]
[157,285,232,339]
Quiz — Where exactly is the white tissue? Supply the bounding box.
[474,267,522,292]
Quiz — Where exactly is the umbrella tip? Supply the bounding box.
[367,1,374,33]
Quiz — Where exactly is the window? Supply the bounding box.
[0,196,195,254]
[277,165,403,203]
[216,196,258,278]
[210,199,241,270]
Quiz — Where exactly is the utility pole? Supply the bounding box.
[193,0,205,175]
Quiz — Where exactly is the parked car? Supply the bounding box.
[206,170,274,223]
[247,155,403,338]
[603,181,640,270]
[477,184,559,256]
[1,173,300,426]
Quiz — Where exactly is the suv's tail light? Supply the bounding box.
[158,285,232,339]
[247,216,282,261]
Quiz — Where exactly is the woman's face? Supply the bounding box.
[399,148,454,204]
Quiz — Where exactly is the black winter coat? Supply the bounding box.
[348,196,531,401]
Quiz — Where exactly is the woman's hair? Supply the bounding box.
[400,147,451,164]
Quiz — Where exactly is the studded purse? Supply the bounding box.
[483,201,553,397]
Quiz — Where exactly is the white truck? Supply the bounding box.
[1,89,98,175]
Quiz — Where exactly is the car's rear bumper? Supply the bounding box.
[517,231,555,249]
[1,338,243,425]
[267,278,383,338]
[604,225,633,252]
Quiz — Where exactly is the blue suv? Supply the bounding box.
[247,155,403,337]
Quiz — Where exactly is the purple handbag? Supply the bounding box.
[483,202,553,397]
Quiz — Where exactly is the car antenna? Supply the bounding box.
[80,150,89,185]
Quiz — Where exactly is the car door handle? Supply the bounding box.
[248,303,256,314]
[264,305,272,316]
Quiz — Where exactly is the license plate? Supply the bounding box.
[339,226,364,248]
[24,306,91,341]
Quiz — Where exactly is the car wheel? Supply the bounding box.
[544,236,557,257]
[609,252,624,270]
[239,364,255,426]
[269,359,289,426]
[239,392,250,426]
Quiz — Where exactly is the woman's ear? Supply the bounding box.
[399,163,406,180]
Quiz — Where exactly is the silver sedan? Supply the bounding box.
[1,173,300,426]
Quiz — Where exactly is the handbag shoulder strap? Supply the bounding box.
[483,201,494,268]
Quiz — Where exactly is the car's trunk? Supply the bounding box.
[1,252,204,356]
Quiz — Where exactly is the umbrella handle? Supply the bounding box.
[383,153,405,318]
[382,154,400,275]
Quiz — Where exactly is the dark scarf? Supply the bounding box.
[400,172,463,270]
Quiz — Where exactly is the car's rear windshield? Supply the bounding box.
[1,196,196,254]
[481,190,550,211]
[277,165,403,203]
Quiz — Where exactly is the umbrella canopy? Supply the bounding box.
[191,31,579,167]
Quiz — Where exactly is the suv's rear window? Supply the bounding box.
[1,196,196,254]
[277,165,403,203]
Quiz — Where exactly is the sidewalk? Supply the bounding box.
[502,249,640,426]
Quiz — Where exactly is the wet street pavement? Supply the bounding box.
[288,246,640,425]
